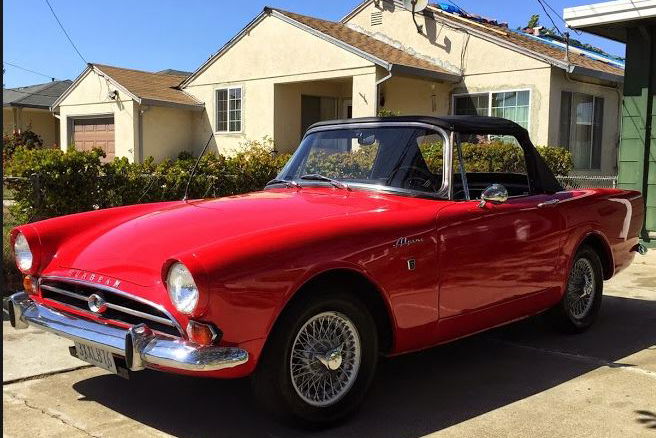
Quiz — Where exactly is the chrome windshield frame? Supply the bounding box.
[276,121,453,200]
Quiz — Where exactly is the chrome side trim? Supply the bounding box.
[40,276,185,336]
[8,292,249,373]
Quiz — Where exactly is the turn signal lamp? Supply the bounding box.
[23,276,37,295]
[186,321,219,346]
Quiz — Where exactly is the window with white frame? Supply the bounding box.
[453,90,530,130]
[216,87,242,132]
[559,91,604,170]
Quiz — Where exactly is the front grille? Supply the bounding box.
[39,278,182,337]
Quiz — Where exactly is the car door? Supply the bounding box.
[436,193,565,321]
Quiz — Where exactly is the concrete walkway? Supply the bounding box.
[3,252,655,437]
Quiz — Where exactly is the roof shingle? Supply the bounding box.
[3,80,73,109]
[92,64,202,107]
[274,9,458,77]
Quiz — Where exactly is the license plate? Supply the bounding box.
[73,341,118,374]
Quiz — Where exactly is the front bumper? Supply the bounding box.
[7,292,248,373]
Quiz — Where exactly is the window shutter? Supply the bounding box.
[559,91,572,149]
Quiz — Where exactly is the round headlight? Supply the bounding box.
[166,262,199,314]
[14,233,33,272]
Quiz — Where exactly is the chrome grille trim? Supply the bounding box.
[40,284,176,327]
[38,276,184,337]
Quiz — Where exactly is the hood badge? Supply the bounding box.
[393,237,424,248]
[87,294,108,314]
[67,269,121,289]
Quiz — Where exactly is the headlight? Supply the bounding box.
[166,262,199,314]
[14,233,33,272]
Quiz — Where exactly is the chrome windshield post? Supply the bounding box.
[455,133,470,201]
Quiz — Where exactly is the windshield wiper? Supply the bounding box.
[300,174,351,191]
[265,178,301,189]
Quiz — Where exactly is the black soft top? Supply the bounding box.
[308,115,563,195]
[309,115,527,136]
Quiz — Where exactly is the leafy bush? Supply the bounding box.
[419,140,572,176]
[3,128,44,163]
[4,138,290,223]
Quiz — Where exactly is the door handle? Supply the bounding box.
[537,199,560,208]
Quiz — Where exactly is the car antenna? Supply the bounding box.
[183,133,214,202]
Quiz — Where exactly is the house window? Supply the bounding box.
[453,93,489,116]
[453,90,530,130]
[560,91,603,170]
[216,87,242,132]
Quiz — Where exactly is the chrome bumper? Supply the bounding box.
[7,292,248,373]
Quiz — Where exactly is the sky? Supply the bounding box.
[2,0,626,89]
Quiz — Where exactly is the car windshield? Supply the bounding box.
[276,126,449,196]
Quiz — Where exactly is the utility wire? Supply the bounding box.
[4,61,57,81]
[538,0,582,34]
[43,0,87,65]
[535,0,564,36]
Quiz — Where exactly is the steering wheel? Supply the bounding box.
[388,165,437,192]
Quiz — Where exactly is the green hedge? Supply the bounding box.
[4,139,290,223]
[5,139,572,223]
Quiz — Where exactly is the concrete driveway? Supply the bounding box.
[3,253,655,437]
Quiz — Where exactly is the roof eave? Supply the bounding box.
[390,64,461,82]
[569,65,624,84]
[140,98,205,111]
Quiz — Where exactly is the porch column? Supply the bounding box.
[352,72,378,118]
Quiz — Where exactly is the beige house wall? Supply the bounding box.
[57,70,138,161]
[183,13,378,155]
[381,75,452,115]
[56,69,197,163]
[142,106,195,161]
[3,108,16,133]
[3,107,59,147]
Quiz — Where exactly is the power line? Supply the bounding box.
[4,61,57,80]
[43,0,87,65]
[538,0,582,35]
[535,0,564,36]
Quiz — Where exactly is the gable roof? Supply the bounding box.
[181,6,460,87]
[3,80,72,109]
[343,0,624,83]
[52,64,203,110]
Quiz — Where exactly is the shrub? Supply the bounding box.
[4,139,291,223]
[3,128,44,163]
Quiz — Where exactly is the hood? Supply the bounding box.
[52,188,445,286]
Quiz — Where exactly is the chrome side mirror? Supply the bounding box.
[478,184,508,208]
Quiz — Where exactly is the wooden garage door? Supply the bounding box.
[73,117,115,161]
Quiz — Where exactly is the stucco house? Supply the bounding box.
[3,80,72,147]
[52,0,625,175]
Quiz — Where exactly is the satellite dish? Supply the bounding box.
[403,0,428,13]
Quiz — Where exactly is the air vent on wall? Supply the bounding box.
[371,11,383,26]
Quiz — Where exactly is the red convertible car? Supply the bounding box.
[8,116,646,424]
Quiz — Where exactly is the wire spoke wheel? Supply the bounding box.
[566,257,596,319]
[289,311,361,407]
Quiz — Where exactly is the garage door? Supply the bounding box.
[73,117,115,161]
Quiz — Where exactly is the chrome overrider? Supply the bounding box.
[7,291,248,372]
